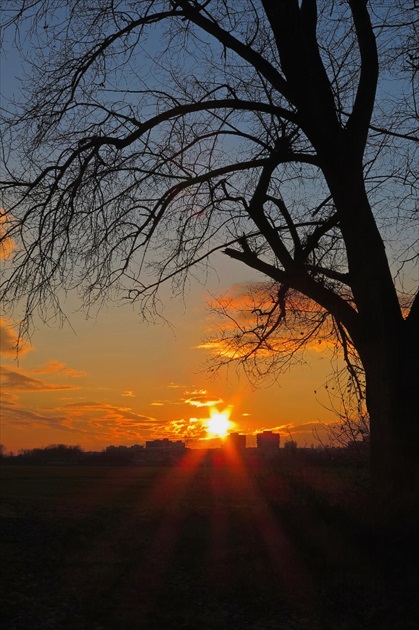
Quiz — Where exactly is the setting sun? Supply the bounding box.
[206,410,232,438]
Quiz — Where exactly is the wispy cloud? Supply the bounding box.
[1,397,162,444]
[1,367,79,391]
[121,390,135,397]
[58,403,211,444]
[31,360,85,378]
[183,389,223,408]
[0,402,68,431]
[199,282,338,361]
[0,390,20,406]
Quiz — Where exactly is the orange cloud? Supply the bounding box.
[0,211,15,260]
[1,367,80,392]
[1,397,162,445]
[31,360,85,378]
[0,389,19,406]
[58,401,208,445]
[61,401,158,427]
[160,417,207,442]
[199,282,340,365]
[0,317,31,357]
[121,390,135,397]
[53,402,211,444]
[0,403,68,431]
[183,389,223,407]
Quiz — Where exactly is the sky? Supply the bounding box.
[0,252,339,453]
[0,8,346,453]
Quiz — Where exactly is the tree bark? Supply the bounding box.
[360,325,419,496]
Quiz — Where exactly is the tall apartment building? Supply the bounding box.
[256,430,280,454]
[225,432,246,451]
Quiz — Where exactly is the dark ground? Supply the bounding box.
[1,455,418,629]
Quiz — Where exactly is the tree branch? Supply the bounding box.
[346,0,379,153]
[223,246,358,335]
[172,1,293,100]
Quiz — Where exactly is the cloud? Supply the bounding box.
[148,388,223,409]
[0,211,15,260]
[249,421,327,435]
[0,402,68,430]
[0,318,31,357]
[0,347,225,446]
[1,367,80,392]
[31,360,85,378]
[286,421,335,434]
[183,389,223,408]
[160,416,207,442]
[200,282,338,361]
[1,396,163,444]
[0,390,19,406]
[58,401,172,443]
[60,401,209,444]
[195,340,228,353]
[63,401,153,416]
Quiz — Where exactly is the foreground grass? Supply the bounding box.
[1,456,418,629]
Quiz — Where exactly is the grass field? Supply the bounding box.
[1,454,418,629]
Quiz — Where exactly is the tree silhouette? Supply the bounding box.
[1,1,418,494]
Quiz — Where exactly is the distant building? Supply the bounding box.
[256,431,280,454]
[225,432,246,451]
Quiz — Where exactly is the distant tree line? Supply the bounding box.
[0,443,143,465]
[1,444,85,464]
[0,440,369,470]
[0,442,195,465]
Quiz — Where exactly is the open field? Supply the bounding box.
[1,455,418,629]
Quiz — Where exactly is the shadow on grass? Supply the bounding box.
[1,458,418,629]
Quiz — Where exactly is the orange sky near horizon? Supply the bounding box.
[0,258,340,454]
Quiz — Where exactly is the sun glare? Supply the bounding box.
[206,410,232,438]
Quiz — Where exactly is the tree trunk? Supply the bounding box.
[360,325,419,497]
[322,163,419,498]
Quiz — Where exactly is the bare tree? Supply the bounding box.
[0,1,418,494]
